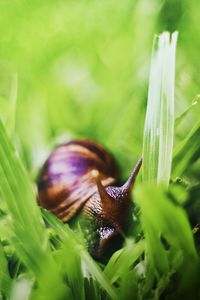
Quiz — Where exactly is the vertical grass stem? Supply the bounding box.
[142,31,178,186]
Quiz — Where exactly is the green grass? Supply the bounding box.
[0,1,200,299]
[142,31,178,185]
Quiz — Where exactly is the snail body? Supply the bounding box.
[37,139,142,258]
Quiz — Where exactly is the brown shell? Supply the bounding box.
[37,139,119,221]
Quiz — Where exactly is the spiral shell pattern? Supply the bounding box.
[37,140,119,221]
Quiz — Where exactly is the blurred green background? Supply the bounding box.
[0,0,199,180]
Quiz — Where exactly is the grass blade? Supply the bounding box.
[0,120,71,299]
[134,183,199,299]
[104,239,145,284]
[142,32,178,186]
[175,94,200,128]
[42,209,119,300]
[172,118,200,178]
[0,120,46,249]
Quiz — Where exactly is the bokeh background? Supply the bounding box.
[0,0,199,181]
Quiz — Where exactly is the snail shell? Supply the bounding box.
[37,139,142,257]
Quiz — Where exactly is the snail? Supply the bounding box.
[37,139,142,258]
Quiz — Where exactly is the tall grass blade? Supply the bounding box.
[0,120,71,299]
[0,120,46,249]
[142,32,178,186]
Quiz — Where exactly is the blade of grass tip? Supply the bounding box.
[142,31,178,186]
[175,94,200,128]
[172,118,200,177]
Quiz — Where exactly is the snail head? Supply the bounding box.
[88,158,142,257]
